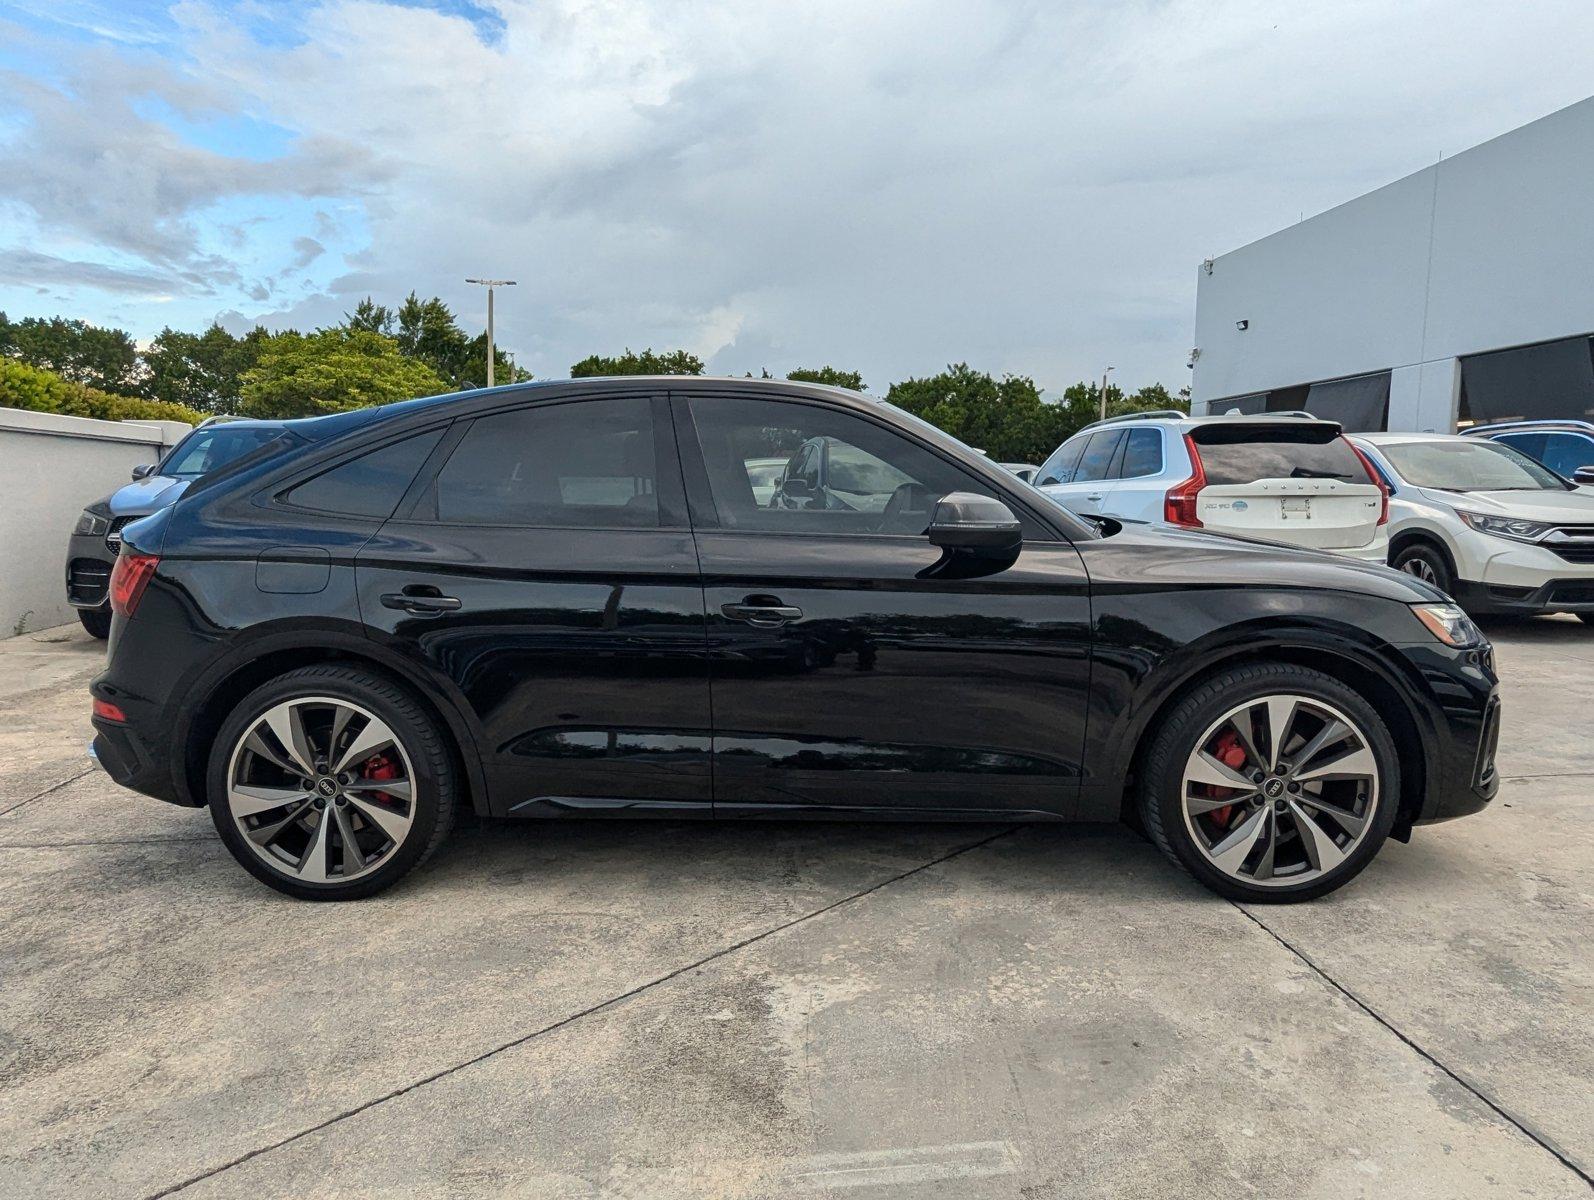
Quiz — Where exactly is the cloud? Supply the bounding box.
[0,248,176,295]
[6,0,1594,390]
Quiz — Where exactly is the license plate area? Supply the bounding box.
[1280,497,1312,519]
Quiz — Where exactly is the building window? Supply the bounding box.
[1459,336,1594,425]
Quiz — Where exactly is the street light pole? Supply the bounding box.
[1099,366,1116,421]
[465,278,516,388]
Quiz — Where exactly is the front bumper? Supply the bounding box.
[1452,527,1594,613]
[1398,639,1500,825]
[65,532,116,610]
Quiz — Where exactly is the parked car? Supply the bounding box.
[66,417,286,637]
[1000,462,1039,483]
[91,378,1498,904]
[1461,419,1594,486]
[1033,411,1390,561]
[1351,433,1594,623]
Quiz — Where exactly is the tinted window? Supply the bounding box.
[1073,431,1123,483]
[1492,432,1547,461]
[689,396,1046,538]
[1539,433,1594,476]
[286,429,443,518]
[431,398,658,527]
[1036,437,1085,486]
[1118,428,1163,479]
[161,426,282,478]
[1382,440,1566,491]
[1192,427,1372,487]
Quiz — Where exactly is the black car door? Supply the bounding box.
[676,390,1093,818]
[355,391,712,817]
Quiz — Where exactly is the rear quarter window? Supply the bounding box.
[1192,426,1372,486]
[284,430,445,519]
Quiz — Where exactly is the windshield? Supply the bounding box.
[159,426,282,479]
[1381,440,1567,491]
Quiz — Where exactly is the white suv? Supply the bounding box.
[1352,432,1594,623]
[1034,412,1389,561]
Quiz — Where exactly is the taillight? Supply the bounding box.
[93,698,126,723]
[1347,442,1390,526]
[109,553,159,617]
[1164,434,1206,527]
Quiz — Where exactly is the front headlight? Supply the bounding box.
[1412,602,1482,648]
[74,510,109,537]
[1456,510,1553,542]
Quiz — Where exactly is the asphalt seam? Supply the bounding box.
[142,825,1018,1199]
[0,836,212,849]
[1233,903,1593,1187]
[0,767,95,818]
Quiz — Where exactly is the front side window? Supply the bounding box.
[1073,431,1124,483]
[285,429,444,519]
[1382,439,1567,492]
[689,395,1046,538]
[1036,437,1085,486]
[1539,433,1594,477]
[162,425,282,478]
[429,397,659,527]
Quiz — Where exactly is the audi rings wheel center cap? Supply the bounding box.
[316,777,338,798]
[1263,778,1285,798]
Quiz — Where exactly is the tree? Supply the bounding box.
[886,363,1065,463]
[238,329,449,419]
[343,293,521,390]
[141,323,271,414]
[570,348,704,377]
[0,357,203,425]
[0,313,140,395]
[344,298,395,336]
[787,366,866,391]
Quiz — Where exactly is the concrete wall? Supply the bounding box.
[1192,95,1594,430]
[0,408,191,637]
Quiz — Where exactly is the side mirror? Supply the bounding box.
[1573,466,1594,486]
[780,477,814,499]
[131,464,154,481]
[928,492,1022,551]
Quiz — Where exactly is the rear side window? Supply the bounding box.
[1118,428,1163,479]
[430,397,659,528]
[285,429,443,518]
[1192,426,1372,486]
[1073,431,1124,483]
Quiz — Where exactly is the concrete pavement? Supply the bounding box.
[0,617,1589,1198]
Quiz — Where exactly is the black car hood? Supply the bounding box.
[1091,521,1443,605]
[101,474,191,518]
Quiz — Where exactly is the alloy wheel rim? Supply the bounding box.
[1179,693,1379,888]
[1400,558,1438,585]
[226,695,416,884]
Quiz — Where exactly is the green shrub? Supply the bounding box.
[0,358,202,426]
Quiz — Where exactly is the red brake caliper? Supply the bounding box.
[1204,729,1250,828]
[361,752,400,805]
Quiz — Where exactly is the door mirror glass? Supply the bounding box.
[131,463,154,480]
[928,492,1022,550]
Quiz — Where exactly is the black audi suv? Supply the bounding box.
[90,378,1501,902]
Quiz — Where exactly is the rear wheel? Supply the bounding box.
[1391,541,1453,596]
[78,607,111,639]
[1139,663,1399,902]
[207,665,457,900]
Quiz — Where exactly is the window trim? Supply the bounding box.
[670,389,1066,542]
[390,393,689,532]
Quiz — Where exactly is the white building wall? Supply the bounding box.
[1192,95,1594,430]
[0,408,190,637]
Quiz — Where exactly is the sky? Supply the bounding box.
[2,1,1593,396]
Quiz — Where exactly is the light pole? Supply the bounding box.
[1098,366,1115,421]
[465,278,516,387]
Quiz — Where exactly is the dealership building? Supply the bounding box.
[1190,96,1594,433]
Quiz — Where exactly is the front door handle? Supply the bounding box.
[381,588,462,616]
[721,597,803,627]
[1086,493,1105,502]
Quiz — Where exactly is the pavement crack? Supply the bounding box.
[0,836,213,849]
[1232,902,1593,1188]
[0,768,95,818]
[142,825,1018,1199]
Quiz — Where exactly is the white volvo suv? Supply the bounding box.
[1352,432,1594,623]
[1034,412,1389,561]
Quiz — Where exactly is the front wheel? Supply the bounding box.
[207,665,457,900]
[1139,663,1399,902]
[78,606,111,639]
[1391,542,1454,596]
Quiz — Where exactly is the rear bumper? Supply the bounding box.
[89,714,186,805]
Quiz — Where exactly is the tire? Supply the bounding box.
[1138,663,1400,903]
[78,607,111,639]
[1391,541,1453,596]
[206,665,457,900]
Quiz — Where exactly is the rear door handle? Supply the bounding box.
[381,589,462,615]
[721,597,803,627]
